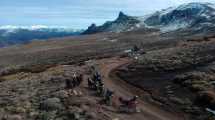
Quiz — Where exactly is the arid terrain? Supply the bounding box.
[0,29,214,120]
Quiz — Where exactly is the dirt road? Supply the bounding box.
[0,56,185,120]
[93,57,184,120]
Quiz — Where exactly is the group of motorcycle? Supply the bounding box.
[87,65,141,113]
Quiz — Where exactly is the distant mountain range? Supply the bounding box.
[2,2,215,47]
[0,25,83,47]
[83,2,215,34]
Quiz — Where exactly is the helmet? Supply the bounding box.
[134,95,139,99]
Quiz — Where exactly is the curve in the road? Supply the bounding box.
[97,57,184,120]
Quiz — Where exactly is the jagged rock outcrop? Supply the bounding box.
[82,12,141,34]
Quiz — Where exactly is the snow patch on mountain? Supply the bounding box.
[177,3,205,11]
[160,7,177,16]
[0,25,66,30]
[0,25,81,32]
[160,21,190,32]
[0,25,83,47]
[84,2,215,34]
[142,2,215,32]
[0,25,49,31]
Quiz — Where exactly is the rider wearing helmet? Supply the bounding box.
[128,95,138,109]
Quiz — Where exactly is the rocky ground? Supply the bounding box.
[116,36,215,120]
[0,57,184,120]
[0,58,116,120]
[0,30,214,120]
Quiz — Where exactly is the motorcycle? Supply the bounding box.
[118,97,141,113]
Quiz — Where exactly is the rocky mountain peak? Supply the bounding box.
[115,11,135,23]
[143,2,215,32]
[88,23,97,29]
[117,12,128,20]
[83,2,215,34]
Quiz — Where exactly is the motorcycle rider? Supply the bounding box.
[128,96,138,109]
[104,89,114,106]
[97,83,105,96]
[88,78,94,89]
[119,95,139,112]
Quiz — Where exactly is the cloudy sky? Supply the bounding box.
[0,0,215,29]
